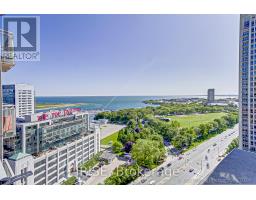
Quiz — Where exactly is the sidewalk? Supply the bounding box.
[84,157,125,185]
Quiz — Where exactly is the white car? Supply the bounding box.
[149,180,155,185]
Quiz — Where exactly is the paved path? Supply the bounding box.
[84,158,125,185]
[132,124,239,185]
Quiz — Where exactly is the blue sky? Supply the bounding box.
[2,15,239,96]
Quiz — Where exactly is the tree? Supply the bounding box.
[198,124,208,138]
[112,141,123,153]
[226,138,239,154]
[127,119,137,130]
[104,164,141,185]
[172,134,187,150]
[131,139,166,169]
[124,141,133,153]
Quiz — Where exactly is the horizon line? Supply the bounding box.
[35,94,238,97]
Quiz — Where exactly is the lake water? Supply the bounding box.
[36,95,237,112]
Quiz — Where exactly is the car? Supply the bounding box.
[141,178,147,183]
[213,143,217,147]
[218,158,222,162]
[157,171,163,176]
[82,172,87,176]
[178,156,183,160]
[205,155,208,160]
[149,180,155,185]
[167,162,172,167]
[206,163,210,169]
[189,168,194,173]
[141,168,150,174]
[99,162,104,167]
[158,167,164,172]
[207,149,210,153]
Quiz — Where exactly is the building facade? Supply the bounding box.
[3,108,101,185]
[239,14,256,152]
[2,84,35,118]
[207,89,215,103]
[2,104,16,159]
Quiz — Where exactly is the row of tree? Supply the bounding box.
[144,113,238,150]
[95,103,238,124]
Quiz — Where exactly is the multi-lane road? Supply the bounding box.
[133,124,239,185]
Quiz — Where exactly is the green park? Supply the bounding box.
[95,102,238,185]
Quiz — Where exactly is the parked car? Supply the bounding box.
[140,168,150,175]
[213,143,217,147]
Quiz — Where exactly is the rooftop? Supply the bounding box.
[203,149,256,185]
[9,152,31,161]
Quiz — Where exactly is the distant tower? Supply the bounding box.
[2,84,35,117]
[207,89,215,103]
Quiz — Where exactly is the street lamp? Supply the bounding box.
[0,29,15,161]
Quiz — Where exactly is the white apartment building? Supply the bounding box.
[2,84,35,118]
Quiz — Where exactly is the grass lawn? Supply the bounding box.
[79,153,101,171]
[62,176,77,185]
[101,131,119,145]
[167,112,227,128]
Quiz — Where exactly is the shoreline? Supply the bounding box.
[35,103,88,110]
